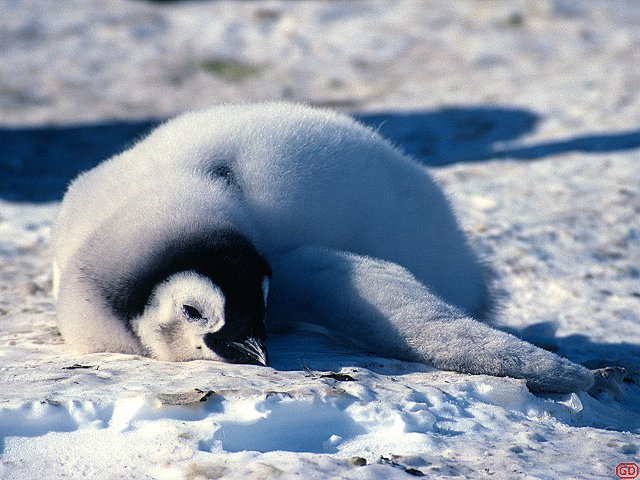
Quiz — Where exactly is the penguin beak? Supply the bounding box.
[204,333,268,366]
[225,337,269,366]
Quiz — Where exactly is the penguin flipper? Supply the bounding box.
[267,245,594,393]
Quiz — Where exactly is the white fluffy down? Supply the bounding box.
[131,272,226,362]
[53,102,594,393]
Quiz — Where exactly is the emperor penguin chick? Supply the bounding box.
[53,102,594,394]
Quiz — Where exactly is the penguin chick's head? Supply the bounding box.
[131,271,269,365]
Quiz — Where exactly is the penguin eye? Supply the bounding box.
[182,304,203,320]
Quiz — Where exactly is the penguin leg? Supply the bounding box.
[267,245,594,393]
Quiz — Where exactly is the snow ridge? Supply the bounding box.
[2,363,639,479]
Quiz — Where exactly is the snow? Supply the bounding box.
[1,0,640,478]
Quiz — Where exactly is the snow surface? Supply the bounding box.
[1,1,640,479]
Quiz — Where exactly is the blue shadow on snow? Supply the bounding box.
[0,119,160,202]
[2,106,640,202]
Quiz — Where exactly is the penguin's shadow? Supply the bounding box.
[0,120,161,202]
[504,321,640,369]
[355,108,640,166]
[3,105,640,202]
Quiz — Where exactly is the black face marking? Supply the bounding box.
[91,229,272,349]
[182,304,203,321]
